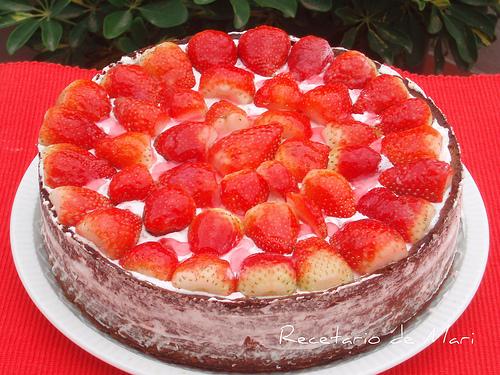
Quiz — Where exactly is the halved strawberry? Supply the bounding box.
[324,51,377,89]
[254,74,302,111]
[101,64,161,100]
[379,159,453,202]
[330,219,407,274]
[253,110,312,140]
[293,237,354,291]
[220,169,269,214]
[301,83,351,125]
[76,207,142,259]
[57,79,111,121]
[238,25,291,76]
[95,132,154,168]
[208,124,282,176]
[322,118,379,150]
[120,242,178,281]
[302,169,355,217]
[171,253,235,295]
[288,35,333,81]
[113,97,169,136]
[243,202,299,254]
[381,125,442,165]
[256,160,298,198]
[188,208,243,255]
[328,146,381,180]
[159,162,218,207]
[49,186,112,226]
[187,30,237,72]
[238,253,296,296]
[167,89,208,122]
[379,98,433,134]
[286,192,327,238]
[205,100,249,137]
[108,164,154,204]
[353,74,409,114]
[275,139,330,181]
[199,66,255,104]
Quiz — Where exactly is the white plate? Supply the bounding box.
[11,157,489,375]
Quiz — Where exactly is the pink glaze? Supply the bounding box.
[326,222,339,237]
[351,173,380,202]
[224,238,258,273]
[310,126,325,143]
[298,223,313,237]
[160,238,192,257]
[84,178,107,192]
[303,74,324,85]
[96,117,126,137]
[370,138,382,153]
[151,161,179,180]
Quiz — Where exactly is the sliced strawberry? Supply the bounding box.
[187,30,237,72]
[275,139,330,181]
[205,100,249,137]
[254,110,312,140]
[95,132,154,169]
[353,74,409,114]
[108,164,154,204]
[302,169,355,217]
[322,118,379,150]
[301,83,351,125]
[199,66,255,104]
[113,97,169,136]
[328,146,381,180]
[243,202,299,254]
[256,160,298,198]
[57,79,111,121]
[288,35,333,81]
[254,74,302,111]
[208,124,282,176]
[330,219,407,274]
[188,208,243,255]
[76,207,142,259]
[237,253,296,296]
[221,169,269,214]
[379,159,453,202]
[286,192,327,238]
[120,242,178,281]
[238,25,290,76]
[293,237,354,291]
[324,51,377,89]
[381,125,442,165]
[171,253,235,295]
[167,89,208,122]
[101,64,161,101]
[379,98,433,134]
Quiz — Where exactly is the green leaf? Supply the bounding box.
[130,17,147,46]
[427,6,442,34]
[411,0,427,11]
[230,0,250,28]
[0,14,23,29]
[334,7,361,25]
[458,0,496,5]
[441,13,477,64]
[340,26,359,48]
[41,19,63,51]
[403,14,426,68]
[57,3,86,19]
[6,18,40,54]
[68,20,87,48]
[108,0,128,7]
[87,12,99,33]
[50,0,71,16]
[448,4,496,38]
[116,36,139,53]
[254,0,298,18]
[194,0,217,4]
[0,1,33,12]
[367,28,393,63]
[103,10,132,39]
[139,0,188,28]
[300,0,332,12]
[430,0,450,8]
[447,36,471,70]
[434,38,444,73]
[373,23,413,53]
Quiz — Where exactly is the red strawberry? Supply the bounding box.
[220,169,269,214]
[381,126,442,165]
[95,132,154,169]
[379,159,453,202]
[187,30,237,72]
[322,118,379,150]
[159,162,218,207]
[108,164,154,204]
[167,89,208,121]
[199,66,255,104]
[188,208,243,255]
[301,83,352,125]
[49,186,112,226]
[254,110,312,140]
[171,253,235,295]
[254,74,302,111]
[238,26,290,76]
[330,219,407,274]
[302,169,355,217]
[114,97,169,136]
[293,237,354,291]
[243,202,299,254]
[379,98,433,134]
[120,242,178,281]
[288,36,333,81]
[155,122,217,163]
[324,51,377,89]
[57,79,111,121]
[39,106,106,149]
[76,207,142,259]
[101,64,161,101]
[205,100,249,137]
[328,146,381,180]
[275,139,330,181]
[286,192,327,238]
[256,160,298,198]
[237,253,296,296]
[353,74,409,114]
[208,124,282,176]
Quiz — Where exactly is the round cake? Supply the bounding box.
[38,27,462,372]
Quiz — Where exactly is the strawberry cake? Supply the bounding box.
[38,27,462,372]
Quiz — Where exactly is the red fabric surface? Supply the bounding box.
[0,62,498,374]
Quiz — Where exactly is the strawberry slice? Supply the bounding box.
[76,207,142,259]
[330,219,407,274]
[57,79,111,121]
[238,25,291,76]
[302,169,356,217]
[101,64,161,101]
[205,100,249,137]
[322,118,379,150]
[353,74,409,114]
[381,125,442,165]
[288,35,333,81]
[379,159,453,202]
[293,237,354,291]
[275,139,330,181]
[108,164,154,204]
[167,89,208,122]
[243,202,299,254]
[187,30,237,72]
[379,98,433,134]
[237,253,297,296]
[254,74,302,111]
[208,124,282,176]
[120,242,178,281]
[199,66,255,104]
[114,97,169,136]
[328,146,381,180]
[95,132,154,169]
[256,160,298,198]
[301,83,352,125]
[286,192,327,238]
[324,51,377,89]
[188,208,243,255]
[49,186,112,226]
[172,253,235,295]
[221,169,269,214]
[254,110,312,140]
[159,162,218,207]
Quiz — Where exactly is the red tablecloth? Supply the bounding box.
[0,62,498,374]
